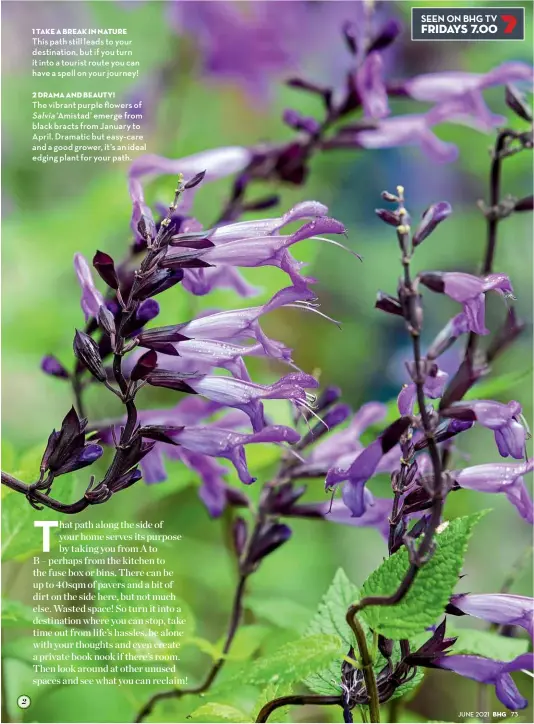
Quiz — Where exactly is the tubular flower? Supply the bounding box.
[73,253,105,322]
[325,417,411,517]
[163,373,319,433]
[434,653,533,710]
[397,365,449,416]
[145,283,319,363]
[165,217,350,287]
[449,593,534,640]
[401,62,534,129]
[292,402,389,478]
[419,271,514,335]
[453,459,534,523]
[441,400,526,459]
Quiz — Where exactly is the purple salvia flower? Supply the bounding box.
[413,201,452,247]
[294,402,388,477]
[166,217,350,287]
[326,439,384,517]
[182,266,260,298]
[171,425,300,484]
[442,400,526,459]
[341,112,460,163]
[356,51,389,119]
[419,271,514,335]
[171,284,317,361]
[185,372,319,433]
[397,367,449,416]
[287,496,393,539]
[73,253,105,322]
[205,200,330,244]
[434,653,533,710]
[449,593,534,641]
[157,339,296,381]
[453,459,534,523]
[427,312,471,360]
[402,61,534,124]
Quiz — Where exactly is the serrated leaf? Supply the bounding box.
[213,634,342,692]
[246,596,314,633]
[447,627,529,662]
[189,703,251,723]
[252,682,293,723]
[360,512,486,638]
[303,568,360,695]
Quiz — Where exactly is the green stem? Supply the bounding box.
[346,606,381,723]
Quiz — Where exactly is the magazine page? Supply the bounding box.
[1,1,533,723]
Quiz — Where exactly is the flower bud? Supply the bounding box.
[73,330,107,382]
[93,251,119,290]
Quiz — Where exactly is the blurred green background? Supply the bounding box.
[2,1,533,723]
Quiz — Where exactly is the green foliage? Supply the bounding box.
[303,568,359,695]
[246,595,314,633]
[302,568,425,702]
[446,626,530,662]
[188,625,270,662]
[2,598,55,628]
[360,512,487,638]
[214,634,342,692]
[189,702,251,723]
[252,681,293,723]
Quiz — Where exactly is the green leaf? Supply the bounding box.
[189,703,251,723]
[447,627,530,662]
[246,596,314,633]
[214,634,342,692]
[252,682,293,723]
[303,568,360,695]
[1,490,41,561]
[2,598,67,631]
[217,624,270,661]
[360,512,486,638]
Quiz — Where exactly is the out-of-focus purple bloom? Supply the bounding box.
[434,653,533,710]
[442,400,526,459]
[184,372,318,433]
[291,402,388,478]
[128,147,252,233]
[170,0,298,101]
[169,0,372,103]
[453,459,534,523]
[402,62,534,128]
[73,253,105,322]
[41,355,69,379]
[356,51,389,119]
[449,593,534,640]
[419,271,514,335]
[283,109,321,135]
[413,201,452,247]
[397,366,449,416]
[287,495,393,539]
[427,312,471,360]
